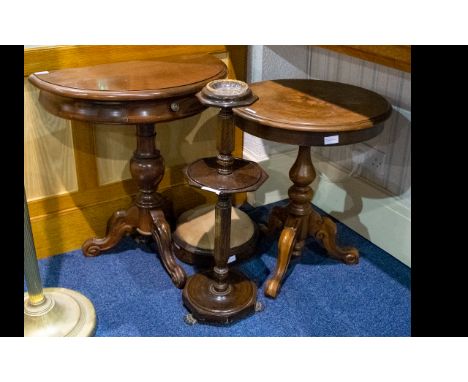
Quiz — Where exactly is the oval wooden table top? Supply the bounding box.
[28,54,227,124]
[234,79,392,146]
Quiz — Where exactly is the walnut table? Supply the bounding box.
[28,54,227,289]
[234,79,392,298]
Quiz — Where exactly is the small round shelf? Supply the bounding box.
[185,157,268,194]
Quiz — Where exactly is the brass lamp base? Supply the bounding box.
[24,287,97,337]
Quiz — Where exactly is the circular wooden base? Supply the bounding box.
[173,204,258,267]
[182,269,257,324]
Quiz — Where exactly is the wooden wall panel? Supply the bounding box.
[24,79,78,200]
[30,182,219,258]
[24,45,229,76]
[70,121,99,190]
[319,45,411,72]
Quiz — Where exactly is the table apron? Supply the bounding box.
[38,91,207,125]
[235,117,384,147]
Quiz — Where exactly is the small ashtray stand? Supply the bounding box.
[182,80,268,325]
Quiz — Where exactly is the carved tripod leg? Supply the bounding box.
[264,224,299,298]
[308,209,359,264]
[82,205,139,257]
[260,205,289,236]
[150,209,187,289]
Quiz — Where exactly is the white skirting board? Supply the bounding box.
[245,150,411,267]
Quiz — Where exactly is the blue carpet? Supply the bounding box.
[30,200,410,336]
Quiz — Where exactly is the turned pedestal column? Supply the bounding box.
[262,145,359,298]
[81,123,187,287]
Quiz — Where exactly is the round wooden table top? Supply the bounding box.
[234,79,392,146]
[28,54,227,124]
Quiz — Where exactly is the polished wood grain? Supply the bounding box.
[234,80,390,147]
[37,89,207,125]
[234,79,392,298]
[30,55,227,125]
[29,54,227,101]
[319,45,411,72]
[235,79,392,133]
[264,226,297,298]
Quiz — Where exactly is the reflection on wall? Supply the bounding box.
[24,79,78,200]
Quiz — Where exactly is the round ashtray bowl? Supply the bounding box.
[206,79,250,98]
[197,79,258,108]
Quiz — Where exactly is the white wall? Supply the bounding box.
[244,46,411,266]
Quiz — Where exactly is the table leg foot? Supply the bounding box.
[82,206,138,257]
[310,212,359,265]
[255,300,265,312]
[184,313,198,325]
[150,209,187,289]
[264,226,298,298]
